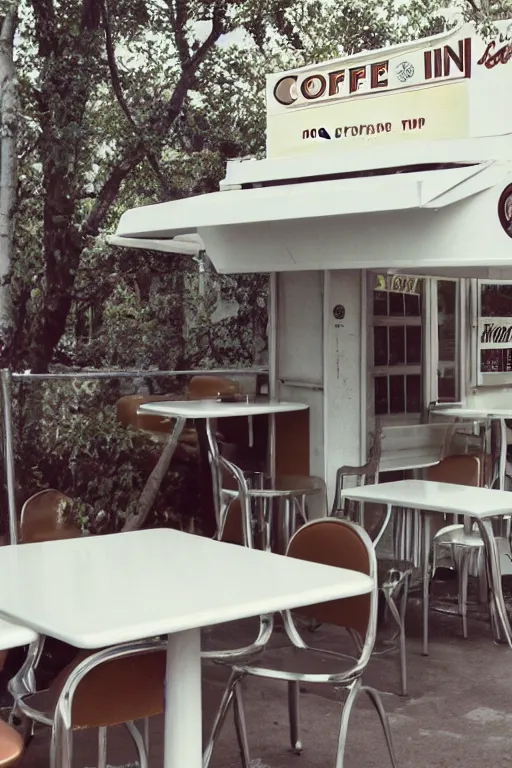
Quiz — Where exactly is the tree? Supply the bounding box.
[0,1,19,355]
[2,0,453,374]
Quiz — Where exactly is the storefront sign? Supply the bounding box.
[374,274,421,295]
[266,20,512,158]
[479,317,512,348]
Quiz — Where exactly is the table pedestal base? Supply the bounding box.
[165,628,202,768]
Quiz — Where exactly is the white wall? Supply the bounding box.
[323,270,364,504]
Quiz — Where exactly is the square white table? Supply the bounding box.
[340,479,512,650]
[0,528,372,767]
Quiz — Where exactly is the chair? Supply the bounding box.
[0,719,23,766]
[331,421,382,516]
[422,454,483,654]
[12,639,167,768]
[20,490,82,544]
[116,394,198,459]
[187,375,240,400]
[204,518,398,768]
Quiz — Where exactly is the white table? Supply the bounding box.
[139,400,309,543]
[0,528,372,768]
[431,406,512,490]
[0,618,37,650]
[340,479,512,650]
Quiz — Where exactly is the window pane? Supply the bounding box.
[389,292,405,316]
[374,326,388,366]
[481,284,512,317]
[406,326,422,364]
[481,348,512,373]
[389,375,405,413]
[405,292,422,317]
[374,376,388,415]
[406,374,422,412]
[438,367,456,401]
[373,290,388,316]
[389,326,405,365]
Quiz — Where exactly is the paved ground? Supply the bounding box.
[17,576,512,768]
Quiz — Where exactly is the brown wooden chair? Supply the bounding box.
[0,720,23,766]
[20,490,82,544]
[204,518,397,768]
[115,394,198,458]
[187,375,239,400]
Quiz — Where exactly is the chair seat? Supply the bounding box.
[228,643,357,681]
[434,523,484,549]
[0,720,23,767]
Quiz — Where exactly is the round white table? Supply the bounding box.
[431,406,512,491]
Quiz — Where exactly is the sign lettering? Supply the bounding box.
[479,319,512,348]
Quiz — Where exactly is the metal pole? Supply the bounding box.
[268,274,278,481]
[11,366,267,382]
[1,369,18,544]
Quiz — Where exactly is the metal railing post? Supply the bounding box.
[1,368,18,544]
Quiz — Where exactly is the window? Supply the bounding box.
[371,278,423,420]
[436,280,459,402]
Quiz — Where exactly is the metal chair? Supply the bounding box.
[422,454,483,655]
[20,490,82,544]
[12,639,168,768]
[204,518,398,768]
[331,421,383,516]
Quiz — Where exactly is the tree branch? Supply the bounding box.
[165,0,190,66]
[100,0,172,195]
[83,1,228,237]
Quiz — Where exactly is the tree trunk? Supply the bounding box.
[0,3,19,354]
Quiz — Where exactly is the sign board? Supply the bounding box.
[266,20,512,158]
[374,274,421,294]
[479,317,512,349]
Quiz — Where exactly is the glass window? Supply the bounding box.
[478,282,512,378]
[371,276,423,419]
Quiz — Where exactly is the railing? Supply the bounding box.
[0,366,268,544]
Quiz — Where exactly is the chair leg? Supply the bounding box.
[125,721,148,768]
[98,726,107,768]
[288,680,302,754]
[334,679,361,768]
[361,685,399,768]
[203,671,242,768]
[458,551,470,639]
[381,580,408,697]
[233,680,251,768]
[422,516,431,656]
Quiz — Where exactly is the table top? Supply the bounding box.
[340,479,512,518]
[432,406,512,419]
[0,529,372,649]
[0,618,37,650]
[138,400,308,419]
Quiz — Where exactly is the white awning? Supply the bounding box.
[112,160,512,274]
[115,164,495,238]
[107,234,204,256]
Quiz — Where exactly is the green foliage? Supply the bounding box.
[4,0,456,533]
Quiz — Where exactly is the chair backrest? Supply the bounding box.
[187,375,239,400]
[286,518,376,644]
[20,490,81,544]
[50,643,166,730]
[426,454,481,487]
[116,394,180,434]
[0,720,23,766]
[379,422,450,472]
